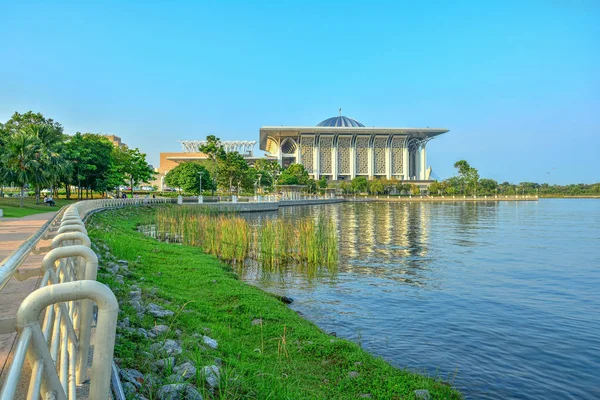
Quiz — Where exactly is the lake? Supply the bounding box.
[236,199,600,400]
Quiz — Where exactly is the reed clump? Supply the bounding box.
[154,206,338,268]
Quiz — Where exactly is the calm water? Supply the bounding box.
[237,199,600,400]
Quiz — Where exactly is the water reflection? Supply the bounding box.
[241,202,500,288]
[236,200,600,400]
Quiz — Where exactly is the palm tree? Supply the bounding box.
[0,130,42,207]
[23,125,67,204]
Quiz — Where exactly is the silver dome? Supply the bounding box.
[317,116,365,127]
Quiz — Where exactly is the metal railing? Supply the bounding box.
[0,197,173,399]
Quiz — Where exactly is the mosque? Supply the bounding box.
[153,113,449,188]
[259,113,449,181]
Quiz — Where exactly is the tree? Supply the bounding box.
[318,176,328,189]
[453,160,480,195]
[478,178,498,196]
[339,181,351,194]
[368,179,384,195]
[1,112,66,201]
[164,162,213,194]
[114,147,156,195]
[2,111,63,142]
[253,159,281,192]
[428,180,445,196]
[216,151,249,191]
[350,176,368,194]
[277,164,310,185]
[411,184,421,195]
[0,131,42,207]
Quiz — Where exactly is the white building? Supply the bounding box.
[259,114,449,182]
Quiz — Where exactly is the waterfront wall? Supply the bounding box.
[345,195,538,202]
[182,198,344,212]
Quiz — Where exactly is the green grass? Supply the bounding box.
[0,197,74,218]
[88,206,462,400]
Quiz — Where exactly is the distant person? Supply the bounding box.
[152,194,156,199]
[44,195,55,207]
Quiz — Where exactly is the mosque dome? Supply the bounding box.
[317,115,365,127]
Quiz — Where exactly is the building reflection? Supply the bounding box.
[239,201,497,289]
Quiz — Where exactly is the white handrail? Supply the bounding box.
[0,197,173,399]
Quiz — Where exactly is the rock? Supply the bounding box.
[348,371,359,379]
[354,362,362,367]
[151,325,169,336]
[137,328,149,338]
[117,317,130,328]
[157,383,203,400]
[202,335,218,349]
[115,275,124,284]
[130,300,144,313]
[130,290,142,299]
[153,357,176,371]
[151,339,182,355]
[214,358,223,367]
[202,365,220,389]
[118,259,129,265]
[173,362,197,379]
[148,303,174,318]
[175,329,182,337]
[251,318,263,326]
[414,389,431,399]
[359,394,372,399]
[122,381,137,397]
[106,263,119,274]
[120,368,145,389]
[167,374,185,383]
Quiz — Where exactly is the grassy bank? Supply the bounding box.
[88,206,461,399]
[0,197,73,218]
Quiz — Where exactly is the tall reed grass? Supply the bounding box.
[154,206,338,269]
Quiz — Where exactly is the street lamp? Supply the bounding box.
[257,174,262,195]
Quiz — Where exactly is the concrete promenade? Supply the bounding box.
[0,211,56,383]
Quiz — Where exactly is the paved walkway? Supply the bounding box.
[0,211,56,385]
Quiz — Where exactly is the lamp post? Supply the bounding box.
[198,171,204,203]
[257,174,262,195]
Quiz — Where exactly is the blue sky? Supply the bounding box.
[1,0,598,184]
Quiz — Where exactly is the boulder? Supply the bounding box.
[150,339,182,356]
[120,368,145,389]
[153,357,176,372]
[148,303,175,318]
[157,383,203,400]
[173,362,197,379]
[151,324,169,336]
[202,365,220,389]
[202,335,218,350]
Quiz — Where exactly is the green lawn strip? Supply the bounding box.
[88,206,461,400]
[0,198,74,217]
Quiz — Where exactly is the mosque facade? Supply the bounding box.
[259,114,449,181]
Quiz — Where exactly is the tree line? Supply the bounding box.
[164,135,284,194]
[0,111,155,207]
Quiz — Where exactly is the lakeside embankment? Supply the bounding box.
[88,206,461,399]
[345,195,538,202]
